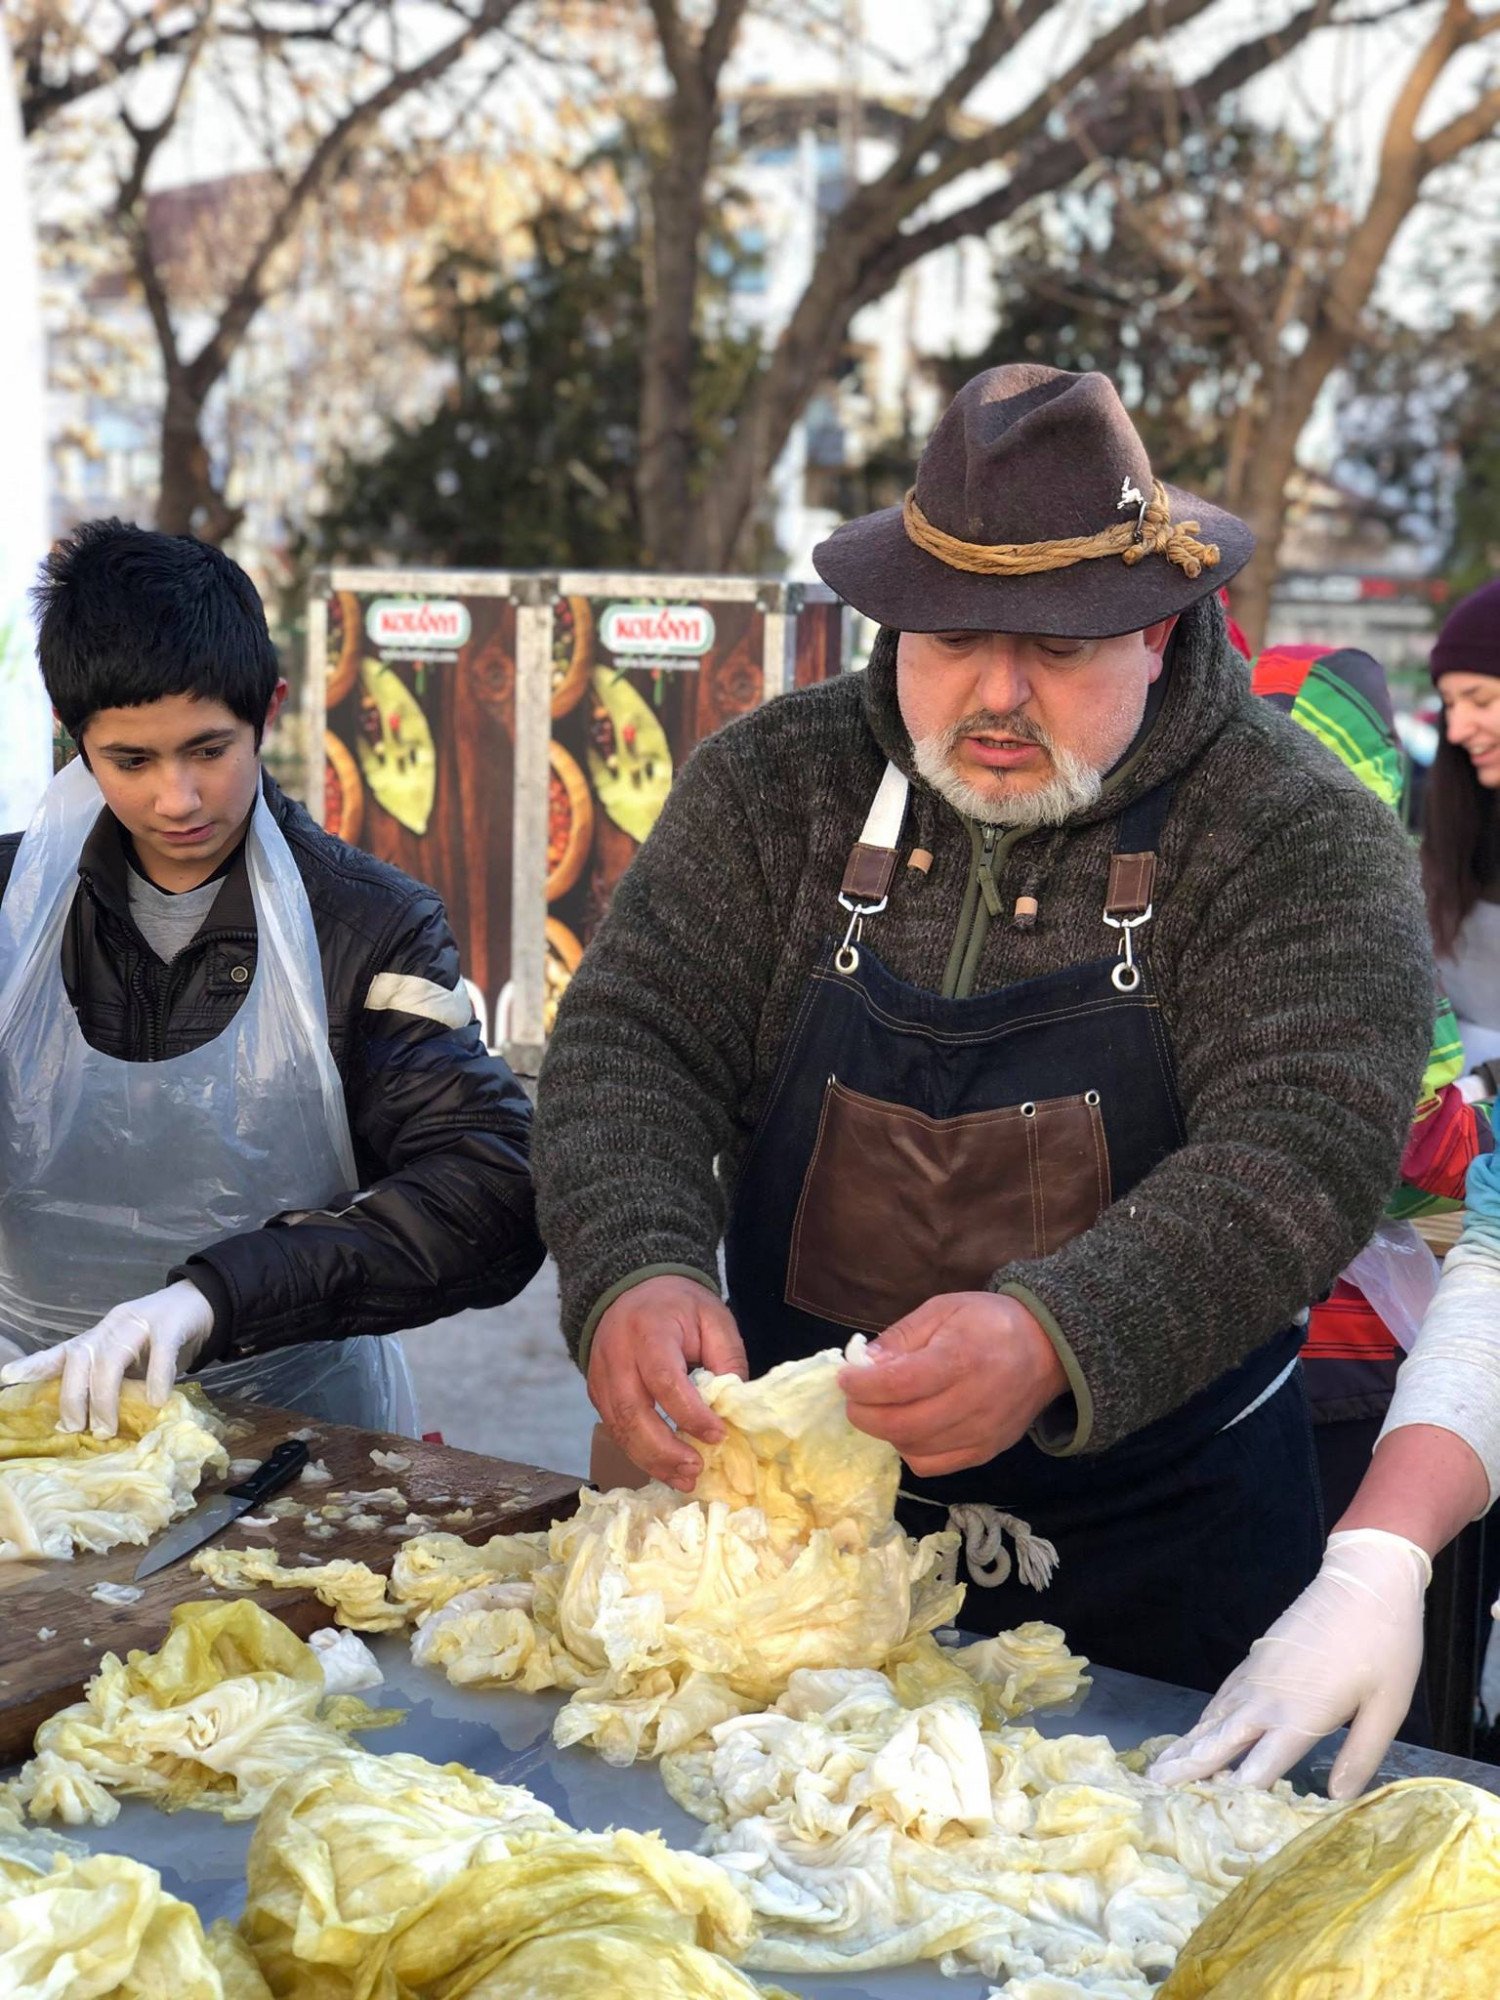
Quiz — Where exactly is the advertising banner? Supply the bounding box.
[311,568,846,1061]
[318,577,517,1049]
[541,586,769,1035]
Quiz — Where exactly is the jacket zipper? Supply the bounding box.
[135,919,257,1060]
[149,954,188,1062]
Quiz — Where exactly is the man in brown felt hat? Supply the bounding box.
[533,362,1435,1700]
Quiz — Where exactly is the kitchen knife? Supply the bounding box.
[134,1437,310,1580]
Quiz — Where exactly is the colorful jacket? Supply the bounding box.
[1252,643,1492,1422]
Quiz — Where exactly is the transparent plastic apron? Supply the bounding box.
[0,759,417,1435]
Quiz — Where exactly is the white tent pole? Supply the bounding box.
[0,28,53,829]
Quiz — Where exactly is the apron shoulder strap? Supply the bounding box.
[1106,779,1176,921]
[840,761,910,908]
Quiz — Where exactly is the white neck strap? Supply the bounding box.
[859,761,910,853]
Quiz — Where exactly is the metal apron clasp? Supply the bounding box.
[1103,904,1152,993]
[835,893,887,975]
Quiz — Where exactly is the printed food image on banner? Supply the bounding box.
[544,917,584,1037]
[586,668,672,842]
[322,730,363,845]
[326,589,363,706]
[356,653,437,835]
[322,587,517,1049]
[546,741,592,900]
[545,592,766,1024]
[551,596,592,716]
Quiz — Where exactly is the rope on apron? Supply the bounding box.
[903,1491,1060,1592]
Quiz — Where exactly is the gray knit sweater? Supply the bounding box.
[534,597,1434,1456]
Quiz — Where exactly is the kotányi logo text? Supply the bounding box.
[366,598,472,648]
[600,602,716,657]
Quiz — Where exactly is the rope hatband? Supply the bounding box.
[902,479,1220,580]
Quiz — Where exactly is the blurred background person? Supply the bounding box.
[1254,643,1490,1534]
[1425,580,1500,1071]
[1156,632,1500,1792]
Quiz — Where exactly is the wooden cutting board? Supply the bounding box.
[0,1397,580,1767]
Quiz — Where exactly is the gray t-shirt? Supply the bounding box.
[127,866,224,963]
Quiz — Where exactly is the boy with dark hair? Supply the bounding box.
[0,519,543,1435]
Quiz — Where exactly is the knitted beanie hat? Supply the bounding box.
[1431,578,1500,683]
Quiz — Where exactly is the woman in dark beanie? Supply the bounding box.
[1426,578,1500,1066]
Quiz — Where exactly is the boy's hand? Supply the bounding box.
[0,1280,213,1435]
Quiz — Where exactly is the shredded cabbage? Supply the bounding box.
[413,1343,968,1764]
[189,1548,408,1630]
[0,1381,226,1562]
[0,1845,271,1998]
[236,1747,799,1999]
[661,1664,1328,1991]
[14,1600,400,1825]
[1159,1777,1500,1998]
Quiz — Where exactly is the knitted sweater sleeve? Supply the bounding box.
[999,779,1435,1457]
[533,732,779,1362]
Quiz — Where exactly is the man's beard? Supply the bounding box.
[911,709,1104,827]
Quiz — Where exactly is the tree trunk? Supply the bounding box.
[691,226,874,570]
[633,0,1363,574]
[638,101,714,568]
[156,371,241,541]
[1223,380,1316,653]
[1209,3,1490,649]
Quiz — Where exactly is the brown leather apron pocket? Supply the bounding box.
[785,1079,1111,1332]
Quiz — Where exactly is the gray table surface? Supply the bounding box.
[23,1635,1500,1998]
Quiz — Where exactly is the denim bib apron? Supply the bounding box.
[724,763,1320,1693]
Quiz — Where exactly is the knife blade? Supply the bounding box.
[134,1437,311,1580]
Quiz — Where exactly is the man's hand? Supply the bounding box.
[0,1280,213,1436]
[1148,1529,1432,1798]
[839,1291,1068,1477]
[587,1276,748,1493]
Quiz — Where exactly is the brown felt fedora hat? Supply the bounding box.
[813,363,1254,638]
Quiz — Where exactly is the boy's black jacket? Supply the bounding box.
[0,774,542,1361]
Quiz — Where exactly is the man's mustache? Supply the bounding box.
[933,709,1054,754]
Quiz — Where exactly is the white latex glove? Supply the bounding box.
[0,1279,214,1437]
[1147,1528,1432,1799]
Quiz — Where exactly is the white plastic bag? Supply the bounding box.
[1342,1219,1442,1354]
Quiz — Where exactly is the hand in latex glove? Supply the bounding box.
[0,1280,213,1436]
[1148,1528,1432,1799]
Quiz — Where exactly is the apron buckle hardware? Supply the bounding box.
[835,894,886,975]
[1103,904,1152,993]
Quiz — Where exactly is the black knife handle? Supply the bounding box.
[226,1439,310,1507]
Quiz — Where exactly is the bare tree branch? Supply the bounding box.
[858,0,1342,299]
[646,0,690,89]
[701,0,753,82]
[114,4,212,215]
[17,1,382,133]
[671,0,1365,570]
[904,0,1210,207]
[1425,82,1500,164]
[29,0,530,533]
[185,0,525,396]
[867,0,1056,193]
